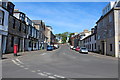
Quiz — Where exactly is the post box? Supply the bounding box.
[14,44,18,56]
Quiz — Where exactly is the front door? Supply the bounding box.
[101,42,105,55]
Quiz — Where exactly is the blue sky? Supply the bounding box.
[13,2,108,34]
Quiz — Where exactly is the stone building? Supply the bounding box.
[45,26,52,45]
[6,8,29,53]
[32,20,47,49]
[96,1,120,57]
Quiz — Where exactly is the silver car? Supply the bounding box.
[79,47,88,54]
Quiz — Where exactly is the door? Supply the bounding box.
[1,36,7,54]
[101,42,105,55]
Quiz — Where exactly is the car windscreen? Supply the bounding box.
[81,48,87,50]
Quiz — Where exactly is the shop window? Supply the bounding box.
[0,10,4,25]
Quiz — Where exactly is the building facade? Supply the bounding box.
[33,20,47,49]
[82,28,97,52]
[6,9,28,53]
[0,1,10,55]
[96,1,120,57]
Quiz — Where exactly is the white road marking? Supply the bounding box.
[43,72,51,75]
[24,68,28,69]
[16,59,24,64]
[48,76,56,78]
[54,75,65,78]
[37,70,41,72]
[31,70,36,73]
[38,73,47,76]
[12,60,20,66]
[20,65,24,68]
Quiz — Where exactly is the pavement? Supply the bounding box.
[2,44,119,79]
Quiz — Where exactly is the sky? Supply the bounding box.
[13,2,108,34]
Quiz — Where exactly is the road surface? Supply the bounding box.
[2,44,118,79]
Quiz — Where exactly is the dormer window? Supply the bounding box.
[0,10,4,25]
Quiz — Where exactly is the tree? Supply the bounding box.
[68,33,75,45]
[55,32,70,43]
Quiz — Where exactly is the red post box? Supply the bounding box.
[14,44,18,56]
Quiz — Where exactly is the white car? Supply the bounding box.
[54,44,59,49]
[70,46,74,49]
[79,47,88,54]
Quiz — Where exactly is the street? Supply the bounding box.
[2,44,118,78]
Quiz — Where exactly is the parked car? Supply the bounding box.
[75,47,80,51]
[79,47,88,54]
[70,46,74,49]
[73,47,76,50]
[47,45,53,51]
[54,44,59,49]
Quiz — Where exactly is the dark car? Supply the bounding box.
[47,45,53,51]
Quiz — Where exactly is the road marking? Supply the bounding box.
[37,70,41,72]
[20,65,24,68]
[12,60,20,66]
[24,68,28,70]
[41,53,47,55]
[38,73,47,76]
[31,70,36,73]
[43,72,51,75]
[48,76,56,78]
[54,75,65,78]
[16,59,24,64]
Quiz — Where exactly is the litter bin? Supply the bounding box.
[14,44,18,56]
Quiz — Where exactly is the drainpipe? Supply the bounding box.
[0,35,2,59]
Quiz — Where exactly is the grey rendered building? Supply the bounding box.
[96,1,120,57]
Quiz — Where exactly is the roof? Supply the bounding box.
[32,20,42,24]
[96,1,120,23]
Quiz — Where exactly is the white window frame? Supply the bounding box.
[0,10,4,25]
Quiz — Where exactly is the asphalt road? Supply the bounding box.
[2,44,118,78]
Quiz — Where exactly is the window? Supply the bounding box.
[0,10,4,25]
[110,44,112,51]
[13,18,15,29]
[29,41,32,47]
[95,35,96,40]
[109,14,113,22]
[19,23,21,31]
[95,43,96,49]
[98,45,100,51]
[34,43,36,48]
[11,36,14,47]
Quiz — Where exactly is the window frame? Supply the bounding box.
[0,10,4,25]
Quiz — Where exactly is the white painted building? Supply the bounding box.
[0,2,9,55]
[83,33,97,52]
[78,30,91,47]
